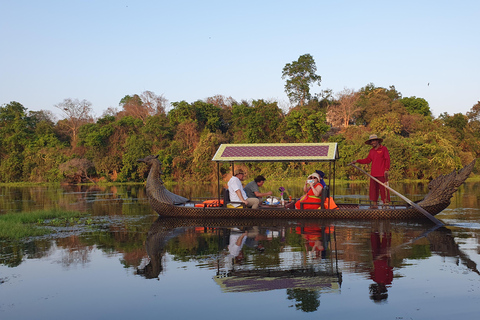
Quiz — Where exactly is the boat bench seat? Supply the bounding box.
[320,186,329,209]
[223,188,246,208]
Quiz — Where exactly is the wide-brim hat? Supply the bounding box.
[365,134,383,145]
[309,172,321,180]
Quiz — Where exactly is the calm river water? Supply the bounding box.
[1,181,479,320]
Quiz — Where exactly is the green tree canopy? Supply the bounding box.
[0,102,37,181]
[439,112,468,140]
[285,105,329,142]
[356,84,406,125]
[400,96,432,117]
[229,100,284,143]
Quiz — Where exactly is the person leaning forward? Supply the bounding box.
[227,169,260,209]
[244,175,273,199]
[349,134,391,209]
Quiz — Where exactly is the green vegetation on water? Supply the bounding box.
[0,210,87,240]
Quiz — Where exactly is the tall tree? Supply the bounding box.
[247,100,284,143]
[55,98,94,147]
[24,109,68,182]
[204,95,237,133]
[204,94,237,109]
[282,54,321,107]
[0,102,36,181]
[119,91,168,124]
[141,90,168,115]
[327,88,360,128]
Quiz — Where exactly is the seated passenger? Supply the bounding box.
[295,172,323,209]
[244,175,273,200]
[227,169,260,209]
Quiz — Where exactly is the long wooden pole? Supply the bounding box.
[349,164,444,226]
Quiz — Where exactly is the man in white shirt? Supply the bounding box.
[227,169,260,209]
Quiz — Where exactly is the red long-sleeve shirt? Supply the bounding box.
[356,145,390,177]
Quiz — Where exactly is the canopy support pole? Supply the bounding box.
[217,162,221,202]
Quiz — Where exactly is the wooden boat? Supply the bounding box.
[138,143,476,220]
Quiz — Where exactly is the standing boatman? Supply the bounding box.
[349,134,390,209]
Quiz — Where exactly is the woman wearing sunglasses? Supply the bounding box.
[295,172,323,209]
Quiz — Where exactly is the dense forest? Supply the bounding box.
[1,55,479,184]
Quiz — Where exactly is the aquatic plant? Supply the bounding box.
[0,209,86,240]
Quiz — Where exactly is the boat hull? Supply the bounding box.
[147,198,448,220]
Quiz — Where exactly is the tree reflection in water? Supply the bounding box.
[287,288,320,312]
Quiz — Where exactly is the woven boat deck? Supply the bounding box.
[149,200,448,220]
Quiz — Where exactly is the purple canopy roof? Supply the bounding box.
[212,143,339,162]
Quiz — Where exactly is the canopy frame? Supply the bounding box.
[212,143,340,202]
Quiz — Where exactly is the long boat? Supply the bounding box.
[138,143,476,220]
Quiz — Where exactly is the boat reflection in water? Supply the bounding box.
[216,223,341,298]
[137,216,479,311]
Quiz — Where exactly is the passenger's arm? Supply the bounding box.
[235,189,248,205]
[254,191,273,197]
[311,185,323,197]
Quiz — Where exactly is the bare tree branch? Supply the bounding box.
[327,88,360,128]
[55,98,94,146]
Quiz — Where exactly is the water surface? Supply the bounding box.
[1,183,479,320]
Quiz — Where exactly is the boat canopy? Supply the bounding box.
[212,143,339,162]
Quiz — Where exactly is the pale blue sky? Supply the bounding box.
[1,0,479,119]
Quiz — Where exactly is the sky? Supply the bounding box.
[1,0,479,120]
